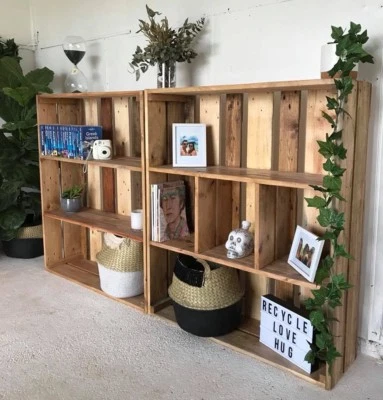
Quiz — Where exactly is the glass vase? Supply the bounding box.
[157,61,176,88]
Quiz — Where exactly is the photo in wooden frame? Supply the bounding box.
[288,226,324,283]
[172,123,207,167]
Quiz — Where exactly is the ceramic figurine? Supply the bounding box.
[225,221,254,259]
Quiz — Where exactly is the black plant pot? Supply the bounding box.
[2,237,44,259]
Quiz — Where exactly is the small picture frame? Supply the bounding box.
[172,123,207,167]
[288,226,324,283]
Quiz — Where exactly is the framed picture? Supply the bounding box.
[288,226,324,283]
[172,123,207,167]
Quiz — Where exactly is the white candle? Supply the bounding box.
[131,209,143,230]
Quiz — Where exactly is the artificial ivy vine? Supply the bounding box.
[304,22,374,369]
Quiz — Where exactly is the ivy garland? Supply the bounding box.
[304,22,374,369]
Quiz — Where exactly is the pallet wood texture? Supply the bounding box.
[145,80,371,390]
[38,91,146,312]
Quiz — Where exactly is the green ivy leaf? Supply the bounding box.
[326,96,339,110]
[317,140,334,158]
[331,26,344,40]
[304,298,317,311]
[334,243,352,259]
[323,175,342,191]
[305,196,327,208]
[328,129,343,141]
[309,310,326,330]
[317,208,332,227]
[316,332,333,350]
[304,350,316,364]
[322,112,335,127]
[312,287,328,307]
[310,185,328,193]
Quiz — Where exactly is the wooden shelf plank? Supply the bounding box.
[149,165,323,189]
[47,256,145,311]
[150,234,195,253]
[146,79,336,96]
[156,305,325,388]
[40,155,142,171]
[149,239,317,289]
[44,208,143,240]
[203,246,318,289]
[38,91,141,99]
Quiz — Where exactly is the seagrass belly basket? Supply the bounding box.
[168,254,244,337]
[96,233,144,298]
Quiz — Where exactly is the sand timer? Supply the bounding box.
[63,36,88,93]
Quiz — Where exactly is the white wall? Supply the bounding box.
[0,0,35,72]
[25,0,383,358]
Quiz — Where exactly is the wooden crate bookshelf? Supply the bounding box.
[37,91,146,312]
[144,79,371,389]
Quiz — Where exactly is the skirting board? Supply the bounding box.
[358,338,383,360]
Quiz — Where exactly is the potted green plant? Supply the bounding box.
[0,43,54,258]
[129,5,205,87]
[61,184,84,213]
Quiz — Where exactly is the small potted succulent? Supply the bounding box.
[129,5,205,87]
[60,184,84,213]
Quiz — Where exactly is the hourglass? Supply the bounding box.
[63,36,88,93]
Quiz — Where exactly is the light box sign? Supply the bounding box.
[260,294,314,374]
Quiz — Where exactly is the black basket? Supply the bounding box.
[174,253,219,287]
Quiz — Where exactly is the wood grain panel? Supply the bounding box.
[166,102,186,164]
[40,159,62,266]
[344,82,372,370]
[87,164,102,260]
[195,178,216,253]
[275,90,300,301]
[113,96,131,156]
[131,97,142,157]
[83,98,100,125]
[199,94,221,166]
[146,101,167,167]
[148,246,170,307]
[57,99,82,124]
[246,92,274,320]
[225,94,242,228]
[328,84,358,388]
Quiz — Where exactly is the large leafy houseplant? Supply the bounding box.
[129,5,205,84]
[304,22,374,370]
[0,53,54,241]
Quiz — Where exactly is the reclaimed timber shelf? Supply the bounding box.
[40,155,142,170]
[49,256,145,311]
[144,79,372,389]
[156,305,326,388]
[37,91,146,312]
[44,208,143,241]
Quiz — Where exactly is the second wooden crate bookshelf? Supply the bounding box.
[144,79,371,389]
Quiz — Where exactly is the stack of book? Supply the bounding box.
[151,180,190,242]
[40,124,103,160]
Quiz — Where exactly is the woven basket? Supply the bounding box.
[169,257,244,311]
[16,224,43,239]
[96,233,144,298]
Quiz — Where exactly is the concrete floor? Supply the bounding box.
[0,253,382,400]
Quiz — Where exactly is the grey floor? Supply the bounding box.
[0,253,382,400]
